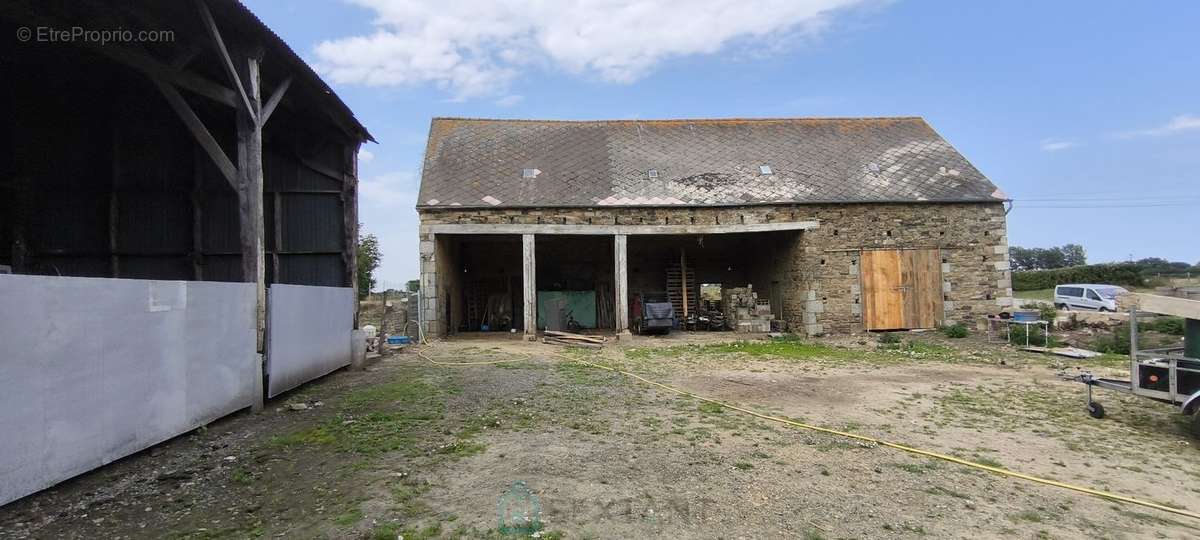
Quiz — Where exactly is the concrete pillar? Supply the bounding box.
[614,234,630,336]
[522,234,537,339]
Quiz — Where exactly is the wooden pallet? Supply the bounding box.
[666,265,698,318]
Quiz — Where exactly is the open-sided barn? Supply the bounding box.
[0,0,369,506]
[416,117,1013,338]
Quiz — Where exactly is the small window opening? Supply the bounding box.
[521,168,539,179]
[647,169,659,178]
[759,165,773,175]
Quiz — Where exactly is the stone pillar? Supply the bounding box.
[522,234,537,339]
[418,227,438,337]
[614,234,630,336]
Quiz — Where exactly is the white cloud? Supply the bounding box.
[1039,138,1079,152]
[359,170,418,208]
[314,0,869,98]
[1115,114,1200,139]
[494,94,524,107]
[358,148,375,162]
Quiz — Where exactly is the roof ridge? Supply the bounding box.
[430,116,927,124]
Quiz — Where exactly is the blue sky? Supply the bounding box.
[244,0,1200,288]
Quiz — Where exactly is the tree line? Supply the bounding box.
[1010,244,1199,275]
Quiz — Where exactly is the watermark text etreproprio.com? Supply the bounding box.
[16,26,175,45]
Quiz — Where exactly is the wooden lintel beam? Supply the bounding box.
[152,79,238,189]
[195,0,256,121]
[260,76,292,126]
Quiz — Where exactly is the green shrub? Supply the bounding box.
[1091,323,1132,354]
[942,323,968,338]
[1144,317,1185,336]
[877,332,902,345]
[1012,263,1144,291]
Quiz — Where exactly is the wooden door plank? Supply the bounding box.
[899,249,943,329]
[900,250,918,328]
[862,250,904,330]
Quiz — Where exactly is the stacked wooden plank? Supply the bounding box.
[542,330,605,348]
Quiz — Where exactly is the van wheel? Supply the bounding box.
[1099,307,1111,312]
[1087,402,1105,419]
[1059,304,1070,311]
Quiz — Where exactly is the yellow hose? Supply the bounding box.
[573,358,1200,522]
[413,344,1200,521]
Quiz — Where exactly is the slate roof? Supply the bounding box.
[417,117,1006,209]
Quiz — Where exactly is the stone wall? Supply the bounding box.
[418,202,1011,336]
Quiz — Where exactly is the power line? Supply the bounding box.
[1016,194,1200,202]
[1016,201,1199,209]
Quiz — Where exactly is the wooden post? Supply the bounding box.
[680,249,689,319]
[10,177,29,274]
[236,53,266,412]
[522,234,537,339]
[192,146,204,280]
[614,234,630,336]
[345,142,363,370]
[343,143,359,297]
[109,123,120,277]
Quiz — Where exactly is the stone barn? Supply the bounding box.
[416,118,1012,338]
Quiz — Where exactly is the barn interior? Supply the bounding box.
[536,235,615,331]
[435,234,525,333]
[627,231,801,330]
[433,230,805,336]
[0,1,366,286]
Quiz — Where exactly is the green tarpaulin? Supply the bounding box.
[537,291,596,329]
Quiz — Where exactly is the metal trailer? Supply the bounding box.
[1078,308,1200,437]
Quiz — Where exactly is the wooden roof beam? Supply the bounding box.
[195,0,257,122]
[153,79,238,190]
[260,76,292,126]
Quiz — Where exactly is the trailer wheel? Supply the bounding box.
[1087,402,1105,419]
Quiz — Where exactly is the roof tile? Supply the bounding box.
[419,117,1003,208]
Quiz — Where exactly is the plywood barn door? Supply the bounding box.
[861,249,943,330]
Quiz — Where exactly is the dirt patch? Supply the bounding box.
[2,336,1197,539]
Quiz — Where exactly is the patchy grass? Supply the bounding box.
[270,377,450,455]
[1016,289,1055,302]
[333,508,363,526]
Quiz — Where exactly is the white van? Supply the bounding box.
[1053,284,1129,312]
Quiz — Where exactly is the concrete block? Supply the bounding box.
[993,261,1010,271]
[804,312,818,324]
[992,244,1008,254]
[849,284,860,295]
[942,281,952,293]
[941,262,951,273]
[995,296,1013,307]
[805,324,824,336]
[805,290,817,301]
[850,304,861,315]
[943,301,956,311]
[805,300,824,313]
[419,241,435,255]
